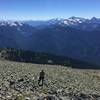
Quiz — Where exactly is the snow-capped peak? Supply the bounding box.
[46,17,87,26]
[0,21,24,27]
[89,17,100,23]
[68,16,86,23]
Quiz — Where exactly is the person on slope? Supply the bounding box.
[38,70,45,86]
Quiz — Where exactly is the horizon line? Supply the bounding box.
[0,16,100,21]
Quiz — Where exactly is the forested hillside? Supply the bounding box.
[0,48,98,69]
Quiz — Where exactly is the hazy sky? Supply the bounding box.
[0,0,100,20]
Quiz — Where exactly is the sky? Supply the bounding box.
[0,0,100,20]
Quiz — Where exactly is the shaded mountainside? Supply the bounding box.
[0,22,37,49]
[0,48,99,69]
[0,60,100,99]
[0,20,100,66]
[29,25,100,66]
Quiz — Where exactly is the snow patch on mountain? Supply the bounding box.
[0,21,24,27]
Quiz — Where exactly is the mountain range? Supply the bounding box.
[0,17,100,66]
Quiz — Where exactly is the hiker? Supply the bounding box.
[38,70,45,86]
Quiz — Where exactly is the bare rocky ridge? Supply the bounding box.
[0,60,100,100]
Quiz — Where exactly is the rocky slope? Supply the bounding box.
[0,60,100,100]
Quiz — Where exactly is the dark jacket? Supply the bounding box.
[39,71,45,78]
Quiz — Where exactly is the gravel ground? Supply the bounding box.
[0,60,100,100]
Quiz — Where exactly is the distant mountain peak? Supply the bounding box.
[90,17,100,21]
[68,16,79,19]
[0,21,24,27]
